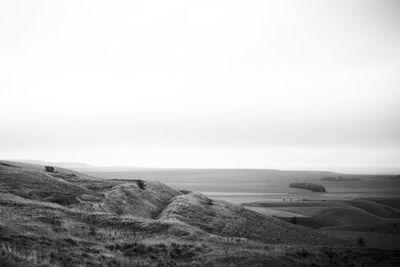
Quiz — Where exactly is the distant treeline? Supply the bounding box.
[289,182,326,192]
[321,176,361,182]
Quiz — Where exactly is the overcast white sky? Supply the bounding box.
[1,0,399,172]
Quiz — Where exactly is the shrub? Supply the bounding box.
[45,166,55,173]
[137,179,146,190]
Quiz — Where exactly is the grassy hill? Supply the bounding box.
[159,193,335,246]
[1,161,400,266]
[244,198,400,240]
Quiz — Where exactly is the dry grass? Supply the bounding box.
[0,242,58,267]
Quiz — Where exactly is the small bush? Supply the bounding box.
[137,180,146,190]
[45,166,55,173]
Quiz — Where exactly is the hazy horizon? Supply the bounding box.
[1,0,399,171]
[3,158,399,175]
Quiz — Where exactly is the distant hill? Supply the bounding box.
[244,199,400,235]
[12,159,95,169]
[82,168,347,183]
[12,159,151,172]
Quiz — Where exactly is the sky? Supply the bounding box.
[0,0,399,173]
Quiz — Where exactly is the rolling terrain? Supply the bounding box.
[243,198,400,251]
[1,160,400,266]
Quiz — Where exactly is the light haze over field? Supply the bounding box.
[1,0,399,173]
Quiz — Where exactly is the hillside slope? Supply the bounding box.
[159,193,336,245]
[1,161,399,266]
[0,161,180,216]
[244,199,400,235]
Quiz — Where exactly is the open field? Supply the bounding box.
[82,169,400,195]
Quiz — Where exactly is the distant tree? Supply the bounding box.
[291,217,298,225]
[289,182,326,192]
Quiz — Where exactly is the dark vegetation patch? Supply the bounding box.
[289,182,326,192]
[44,166,55,173]
[322,176,361,182]
[136,179,146,190]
